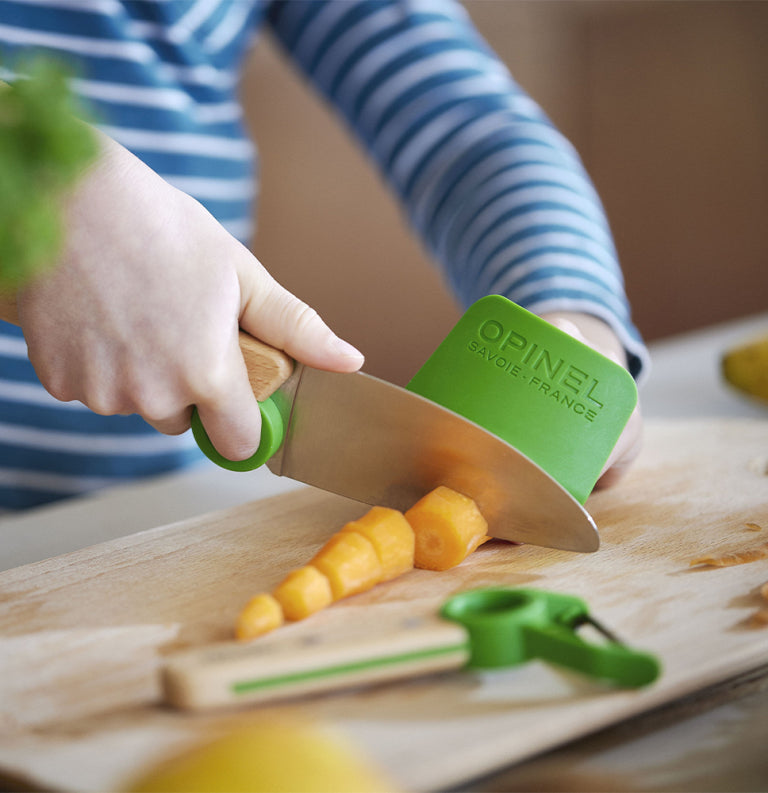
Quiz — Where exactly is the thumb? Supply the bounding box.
[237,258,364,372]
[545,314,642,488]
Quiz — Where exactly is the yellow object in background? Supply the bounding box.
[126,719,395,793]
[722,333,768,404]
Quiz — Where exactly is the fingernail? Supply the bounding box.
[333,336,365,366]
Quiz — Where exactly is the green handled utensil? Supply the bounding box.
[162,587,661,710]
[440,587,659,686]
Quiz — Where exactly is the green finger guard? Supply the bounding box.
[407,296,638,503]
[191,397,285,472]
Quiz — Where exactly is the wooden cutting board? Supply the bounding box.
[1,418,767,792]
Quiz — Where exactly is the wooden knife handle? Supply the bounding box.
[238,331,294,401]
[0,290,293,401]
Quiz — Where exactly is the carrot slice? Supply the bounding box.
[405,485,490,571]
[689,541,768,567]
[234,489,491,639]
[311,531,383,600]
[235,593,284,641]
[341,506,414,581]
[272,565,333,621]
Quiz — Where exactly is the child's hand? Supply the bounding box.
[540,311,642,489]
[17,132,364,461]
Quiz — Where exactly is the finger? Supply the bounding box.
[237,262,364,373]
[546,316,626,364]
[545,313,641,490]
[546,316,584,339]
[541,312,628,368]
[595,406,643,489]
[194,339,263,461]
[145,405,194,437]
[595,458,634,490]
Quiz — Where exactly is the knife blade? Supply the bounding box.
[193,332,599,552]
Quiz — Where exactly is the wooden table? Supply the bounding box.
[1,314,767,792]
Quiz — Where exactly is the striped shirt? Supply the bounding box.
[0,0,647,511]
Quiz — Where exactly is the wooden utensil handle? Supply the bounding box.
[163,612,470,711]
[238,331,294,401]
[0,291,293,401]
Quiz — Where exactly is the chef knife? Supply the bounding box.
[191,330,601,552]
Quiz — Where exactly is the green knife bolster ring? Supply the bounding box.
[191,397,285,472]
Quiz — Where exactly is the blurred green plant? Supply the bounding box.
[0,55,97,290]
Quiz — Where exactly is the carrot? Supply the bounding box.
[311,531,383,600]
[405,485,490,571]
[341,506,415,581]
[235,487,490,639]
[272,565,333,621]
[235,593,284,641]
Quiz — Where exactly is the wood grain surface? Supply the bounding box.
[0,418,767,792]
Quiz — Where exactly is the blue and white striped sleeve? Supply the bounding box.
[0,0,264,510]
[265,0,647,378]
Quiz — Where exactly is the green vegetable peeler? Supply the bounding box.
[440,587,659,686]
[162,587,660,710]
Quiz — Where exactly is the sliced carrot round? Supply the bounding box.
[312,531,382,600]
[273,565,333,621]
[405,486,489,571]
[341,506,415,581]
[235,593,284,641]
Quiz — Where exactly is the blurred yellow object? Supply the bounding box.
[126,718,395,793]
[722,333,768,404]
